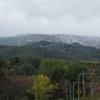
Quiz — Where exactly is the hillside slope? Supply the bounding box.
[0,34,100,48]
[25,41,100,55]
[0,46,74,60]
[0,41,100,61]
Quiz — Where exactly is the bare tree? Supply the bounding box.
[0,67,19,100]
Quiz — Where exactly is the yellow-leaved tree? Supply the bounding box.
[27,74,59,100]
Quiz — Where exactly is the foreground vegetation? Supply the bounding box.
[0,56,100,100]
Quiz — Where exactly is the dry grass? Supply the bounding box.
[15,78,34,87]
[80,93,100,100]
[79,61,100,64]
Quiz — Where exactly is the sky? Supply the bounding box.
[0,0,100,37]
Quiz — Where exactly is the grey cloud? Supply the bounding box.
[0,0,100,37]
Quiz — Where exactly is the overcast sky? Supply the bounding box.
[0,0,100,37]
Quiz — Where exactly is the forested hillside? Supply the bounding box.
[25,40,100,55]
[0,41,100,61]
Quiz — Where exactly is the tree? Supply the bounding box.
[66,62,88,82]
[27,75,59,100]
[37,59,67,83]
[37,59,67,99]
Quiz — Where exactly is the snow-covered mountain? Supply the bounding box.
[0,34,63,46]
[0,34,100,48]
[54,34,100,48]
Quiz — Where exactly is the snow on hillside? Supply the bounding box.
[0,34,100,48]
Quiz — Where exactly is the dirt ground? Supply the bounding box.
[14,77,34,87]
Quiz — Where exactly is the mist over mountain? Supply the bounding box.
[0,34,100,48]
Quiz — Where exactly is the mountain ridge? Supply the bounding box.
[0,34,100,48]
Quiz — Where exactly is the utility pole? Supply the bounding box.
[70,85,71,100]
[91,82,92,94]
[78,71,94,100]
[65,79,67,100]
[78,73,82,100]
[82,70,85,97]
[73,82,83,100]
[92,87,98,95]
